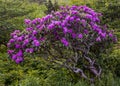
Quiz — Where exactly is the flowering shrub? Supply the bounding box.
[7,5,117,81]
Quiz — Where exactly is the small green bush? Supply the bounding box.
[94,0,120,30]
[98,47,120,77]
[18,76,41,86]
[94,72,120,86]
[0,44,7,53]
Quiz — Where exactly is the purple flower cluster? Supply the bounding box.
[7,5,116,63]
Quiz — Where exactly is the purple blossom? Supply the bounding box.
[100,32,106,38]
[7,50,14,55]
[109,33,113,37]
[17,36,23,41]
[84,30,89,34]
[32,30,37,35]
[81,19,86,27]
[53,21,61,25]
[23,39,29,45]
[36,25,41,29]
[60,6,65,10]
[96,36,101,42]
[93,17,100,22]
[68,29,73,33]
[97,28,102,33]
[71,11,78,15]
[26,27,33,31]
[86,14,92,20]
[15,58,24,64]
[13,35,18,39]
[15,44,21,49]
[36,18,41,23]
[44,14,52,21]
[70,17,74,21]
[63,27,68,33]
[31,19,37,24]
[55,12,60,15]
[78,34,83,39]
[24,19,31,25]
[72,33,76,38]
[61,38,69,46]
[31,36,37,40]
[88,10,96,16]
[12,54,17,60]
[24,35,29,39]
[65,15,70,21]
[17,50,23,57]
[48,23,55,30]
[32,40,40,47]
[25,48,34,53]
[70,5,77,10]
[9,39,15,43]
[61,21,67,27]
[37,25,44,31]
[92,24,99,31]
[76,18,80,22]
[40,37,45,42]
[13,30,20,34]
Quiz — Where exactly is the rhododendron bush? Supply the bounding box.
[7,5,117,81]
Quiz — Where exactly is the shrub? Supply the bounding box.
[94,72,120,86]
[94,0,120,30]
[7,5,117,82]
[18,76,41,86]
[0,0,46,45]
[104,49,120,77]
[0,44,7,53]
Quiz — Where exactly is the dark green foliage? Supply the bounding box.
[94,0,120,30]
[0,44,7,53]
[107,49,120,77]
[0,0,32,45]
[28,0,47,4]
[45,0,54,14]
[54,0,59,11]
[0,0,46,45]
[94,72,120,86]
[45,0,59,14]
[0,53,72,86]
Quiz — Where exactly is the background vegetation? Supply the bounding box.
[0,0,46,45]
[0,0,120,86]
